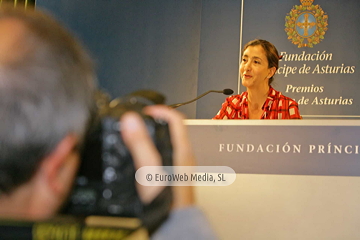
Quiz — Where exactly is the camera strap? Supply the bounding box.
[0,216,147,240]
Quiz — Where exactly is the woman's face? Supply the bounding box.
[240,45,275,89]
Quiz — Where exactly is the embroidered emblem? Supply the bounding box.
[285,0,328,48]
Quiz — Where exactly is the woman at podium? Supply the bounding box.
[213,39,301,119]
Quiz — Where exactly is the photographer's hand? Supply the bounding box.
[121,106,195,209]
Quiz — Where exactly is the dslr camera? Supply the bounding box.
[62,90,173,232]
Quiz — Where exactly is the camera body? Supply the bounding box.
[62,90,173,229]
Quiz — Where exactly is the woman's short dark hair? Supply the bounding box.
[242,39,280,85]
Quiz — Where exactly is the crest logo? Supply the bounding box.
[285,0,328,48]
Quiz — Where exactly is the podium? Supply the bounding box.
[185,120,360,240]
[185,119,360,176]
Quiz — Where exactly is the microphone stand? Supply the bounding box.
[169,90,225,109]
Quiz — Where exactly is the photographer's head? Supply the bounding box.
[0,6,199,237]
[0,5,96,219]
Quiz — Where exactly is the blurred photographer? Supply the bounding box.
[0,5,217,240]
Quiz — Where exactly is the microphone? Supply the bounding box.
[169,89,234,108]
